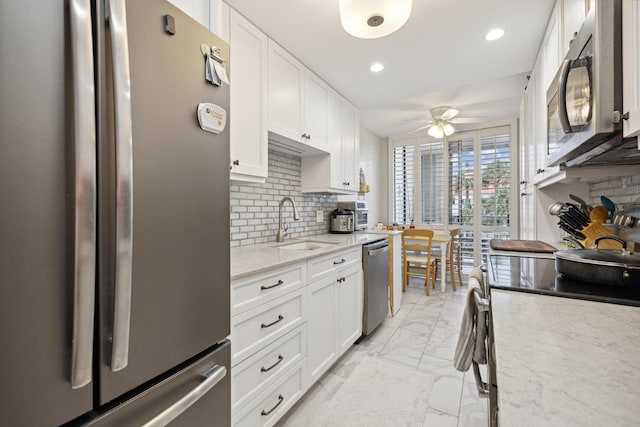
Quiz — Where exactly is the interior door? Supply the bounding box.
[97,0,230,403]
[0,1,94,425]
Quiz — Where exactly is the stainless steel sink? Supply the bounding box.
[274,240,338,250]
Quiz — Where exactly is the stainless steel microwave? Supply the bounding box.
[546,0,639,167]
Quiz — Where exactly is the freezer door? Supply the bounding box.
[86,341,231,426]
[0,0,95,425]
[96,0,231,403]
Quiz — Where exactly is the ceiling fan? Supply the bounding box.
[407,106,481,138]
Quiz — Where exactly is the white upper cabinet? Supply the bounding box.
[303,73,330,150]
[542,3,561,91]
[267,40,331,154]
[228,9,269,182]
[623,0,640,138]
[301,92,360,194]
[561,0,588,56]
[168,0,219,32]
[341,100,360,190]
[268,40,305,144]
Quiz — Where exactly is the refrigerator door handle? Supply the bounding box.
[141,365,228,427]
[107,0,134,372]
[69,0,97,390]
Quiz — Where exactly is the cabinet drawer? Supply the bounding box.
[233,358,306,427]
[232,325,306,414]
[308,246,361,282]
[231,288,306,366]
[232,263,306,315]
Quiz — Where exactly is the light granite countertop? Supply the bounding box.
[230,232,389,280]
[491,289,640,426]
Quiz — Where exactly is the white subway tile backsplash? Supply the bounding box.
[229,149,339,246]
[588,174,640,211]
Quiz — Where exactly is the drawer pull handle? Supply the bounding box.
[260,355,284,372]
[261,279,284,291]
[333,258,346,265]
[261,315,284,329]
[261,394,284,416]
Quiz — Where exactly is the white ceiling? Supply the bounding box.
[226,0,556,138]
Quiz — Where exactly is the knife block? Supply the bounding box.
[579,222,622,249]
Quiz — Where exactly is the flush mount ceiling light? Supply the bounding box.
[485,28,505,41]
[339,0,412,39]
[370,62,384,72]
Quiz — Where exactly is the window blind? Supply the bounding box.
[448,137,475,227]
[392,145,414,224]
[420,142,445,225]
[480,133,511,227]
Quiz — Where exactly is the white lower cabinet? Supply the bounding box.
[230,246,364,426]
[307,247,363,383]
[232,325,307,413]
[308,275,339,384]
[231,287,306,367]
[233,358,307,427]
[337,263,363,355]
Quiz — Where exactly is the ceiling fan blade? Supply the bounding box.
[408,124,431,134]
[440,108,460,121]
[403,118,433,123]
[450,117,483,124]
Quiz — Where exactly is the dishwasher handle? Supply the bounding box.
[367,245,389,257]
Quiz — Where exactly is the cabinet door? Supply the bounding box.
[304,72,329,150]
[307,276,338,384]
[328,93,345,189]
[524,75,537,185]
[337,265,363,355]
[562,0,587,56]
[519,186,536,240]
[230,10,268,181]
[543,4,561,91]
[623,0,640,137]
[342,101,360,192]
[268,40,304,142]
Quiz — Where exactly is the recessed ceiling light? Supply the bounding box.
[485,28,505,41]
[370,63,384,72]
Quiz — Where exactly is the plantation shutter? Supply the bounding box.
[392,145,414,224]
[420,142,445,225]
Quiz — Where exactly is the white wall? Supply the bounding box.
[357,128,388,226]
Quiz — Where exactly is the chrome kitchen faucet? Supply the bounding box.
[276,196,300,242]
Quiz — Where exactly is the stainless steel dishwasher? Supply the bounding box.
[362,239,390,335]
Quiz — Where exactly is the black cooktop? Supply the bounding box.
[487,254,640,307]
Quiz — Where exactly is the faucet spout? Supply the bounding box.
[277,196,300,242]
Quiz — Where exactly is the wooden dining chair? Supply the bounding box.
[432,228,463,291]
[402,229,437,295]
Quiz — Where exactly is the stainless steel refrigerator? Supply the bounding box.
[0,0,231,425]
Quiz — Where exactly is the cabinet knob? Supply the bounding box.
[536,168,545,175]
[614,111,630,123]
[232,159,240,166]
[520,180,527,185]
[520,192,528,196]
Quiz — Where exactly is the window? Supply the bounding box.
[448,137,475,226]
[390,125,515,270]
[420,142,445,225]
[392,145,414,224]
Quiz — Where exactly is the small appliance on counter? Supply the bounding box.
[330,208,355,233]
[338,201,368,230]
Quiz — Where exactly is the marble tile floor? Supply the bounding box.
[276,277,488,427]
